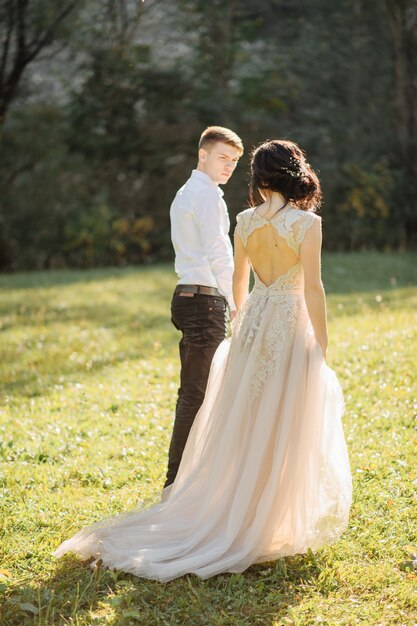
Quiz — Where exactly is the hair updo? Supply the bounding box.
[249,139,322,211]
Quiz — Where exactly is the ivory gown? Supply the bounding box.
[54,207,352,581]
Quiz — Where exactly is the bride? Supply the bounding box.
[54,139,352,581]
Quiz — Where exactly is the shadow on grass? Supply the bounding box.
[0,264,175,291]
[0,253,416,294]
[1,282,416,403]
[321,251,416,294]
[1,552,329,625]
[0,288,178,401]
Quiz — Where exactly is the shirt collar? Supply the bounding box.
[191,169,224,197]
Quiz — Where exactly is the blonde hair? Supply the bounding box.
[199,126,244,155]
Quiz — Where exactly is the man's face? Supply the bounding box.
[198,142,241,185]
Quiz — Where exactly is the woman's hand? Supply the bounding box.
[319,339,328,360]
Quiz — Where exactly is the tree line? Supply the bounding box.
[0,0,416,271]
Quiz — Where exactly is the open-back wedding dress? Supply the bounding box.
[54,207,352,581]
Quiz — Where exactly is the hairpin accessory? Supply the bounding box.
[280,156,308,179]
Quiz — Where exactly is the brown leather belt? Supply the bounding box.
[175,284,223,297]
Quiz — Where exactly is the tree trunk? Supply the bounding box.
[0,1,77,126]
[404,4,417,180]
[385,0,417,178]
[385,0,417,243]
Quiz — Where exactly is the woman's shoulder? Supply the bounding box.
[290,206,320,217]
[289,207,321,224]
[236,207,255,222]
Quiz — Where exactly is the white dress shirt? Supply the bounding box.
[170,170,235,310]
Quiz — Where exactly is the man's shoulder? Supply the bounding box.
[170,176,197,208]
[171,183,220,222]
[194,184,221,201]
[177,174,218,198]
[188,184,224,218]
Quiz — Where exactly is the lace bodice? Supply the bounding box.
[235,206,317,253]
[235,207,318,294]
[232,207,319,396]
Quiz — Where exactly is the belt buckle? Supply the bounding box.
[177,291,194,297]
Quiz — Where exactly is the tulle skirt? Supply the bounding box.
[54,293,352,581]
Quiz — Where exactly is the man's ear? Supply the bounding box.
[198,147,207,163]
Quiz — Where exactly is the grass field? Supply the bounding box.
[0,252,416,626]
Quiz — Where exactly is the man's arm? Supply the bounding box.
[195,189,236,311]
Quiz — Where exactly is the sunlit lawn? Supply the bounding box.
[0,252,416,625]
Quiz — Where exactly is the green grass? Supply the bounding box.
[0,252,416,626]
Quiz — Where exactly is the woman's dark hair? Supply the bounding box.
[249,139,322,211]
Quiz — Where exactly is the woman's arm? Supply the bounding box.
[233,231,250,312]
[300,217,328,358]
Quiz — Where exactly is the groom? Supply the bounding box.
[165,126,244,488]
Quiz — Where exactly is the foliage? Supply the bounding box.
[0,255,417,624]
[330,160,409,251]
[0,103,153,268]
[0,0,416,270]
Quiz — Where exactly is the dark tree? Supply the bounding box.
[0,0,78,123]
[385,0,417,241]
[385,1,417,173]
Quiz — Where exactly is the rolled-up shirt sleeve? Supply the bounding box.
[194,189,236,311]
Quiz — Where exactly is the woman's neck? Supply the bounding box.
[268,192,287,211]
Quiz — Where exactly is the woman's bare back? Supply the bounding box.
[245,205,300,286]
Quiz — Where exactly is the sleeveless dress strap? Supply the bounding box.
[297,212,317,246]
[234,208,255,247]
